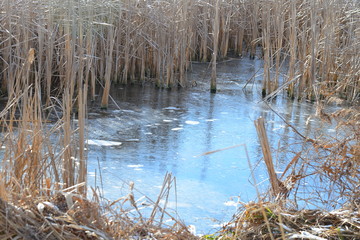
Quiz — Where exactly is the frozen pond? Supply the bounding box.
[86,58,320,234]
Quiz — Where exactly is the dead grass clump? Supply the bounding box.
[0,190,198,240]
[0,194,111,239]
[103,174,198,239]
[214,202,360,240]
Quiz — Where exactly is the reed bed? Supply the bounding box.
[0,0,359,103]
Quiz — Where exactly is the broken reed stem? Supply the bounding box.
[254,117,281,198]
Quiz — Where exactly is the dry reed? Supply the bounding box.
[254,117,284,199]
[0,0,357,99]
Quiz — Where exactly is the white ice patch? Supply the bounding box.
[164,106,180,110]
[159,199,192,208]
[273,125,286,131]
[185,120,200,125]
[163,119,173,122]
[127,164,144,168]
[224,201,239,207]
[87,139,122,147]
[212,222,233,229]
[171,127,183,131]
[330,209,350,215]
[205,119,218,122]
[122,109,135,113]
[289,231,327,240]
[188,225,197,236]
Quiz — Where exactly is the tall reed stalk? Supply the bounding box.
[101,22,115,109]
